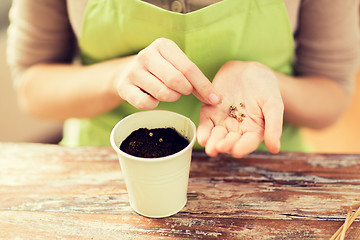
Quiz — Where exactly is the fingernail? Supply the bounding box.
[208,93,220,105]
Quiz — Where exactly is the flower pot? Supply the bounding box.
[110,110,196,218]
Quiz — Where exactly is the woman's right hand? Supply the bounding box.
[114,38,222,109]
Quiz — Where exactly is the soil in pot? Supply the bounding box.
[120,127,189,158]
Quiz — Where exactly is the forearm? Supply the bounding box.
[277,73,351,129]
[17,56,134,120]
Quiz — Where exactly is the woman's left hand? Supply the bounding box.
[197,61,284,158]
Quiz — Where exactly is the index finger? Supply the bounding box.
[155,38,222,105]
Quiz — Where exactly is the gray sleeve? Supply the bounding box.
[294,0,360,92]
[6,0,75,87]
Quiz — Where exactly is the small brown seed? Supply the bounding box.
[229,112,237,119]
[159,138,163,142]
[149,132,153,137]
[229,105,237,111]
[240,102,245,108]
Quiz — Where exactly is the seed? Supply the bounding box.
[228,105,240,121]
[159,138,163,142]
[240,102,245,108]
[229,112,237,119]
[229,105,237,111]
[228,104,245,123]
[149,132,153,137]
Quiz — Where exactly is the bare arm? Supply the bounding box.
[283,0,359,128]
[277,73,351,129]
[17,57,130,120]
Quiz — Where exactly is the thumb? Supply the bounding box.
[262,97,284,153]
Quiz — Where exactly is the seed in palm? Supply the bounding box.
[228,105,245,122]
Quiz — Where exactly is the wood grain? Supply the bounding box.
[1,143,360,239]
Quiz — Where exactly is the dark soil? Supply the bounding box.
[120,128,189,158]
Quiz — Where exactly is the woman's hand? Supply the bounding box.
[114,38,222,109]
[197,61,284,158]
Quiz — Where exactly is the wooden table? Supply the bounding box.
[1,143,360,239]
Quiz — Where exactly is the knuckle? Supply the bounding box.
[164,72,193,95]
[247,62,269,75]
[247,61,263,69]
[153,37,173,47]
[123,70,135,82]
[182,84,193,95]
[137,48,146,57]
[180,83,194,95]
[157,87,180,102]
[166,73,183,88]
[182,63,197,78]
[133,97,151,110]
[136,49,149,65]
[184,86,194,95]
[243,61,265,71]
[153,37,167,45]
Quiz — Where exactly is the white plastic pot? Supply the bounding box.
[110,110,196,218]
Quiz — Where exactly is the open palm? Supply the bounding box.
[197,61,284,158]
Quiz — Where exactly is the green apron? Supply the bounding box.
[61,0,311,152]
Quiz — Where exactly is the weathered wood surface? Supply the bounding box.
[1,143,360,239]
